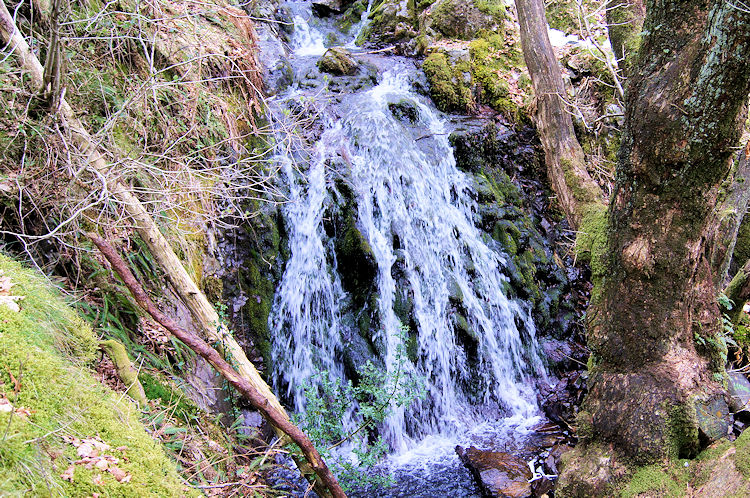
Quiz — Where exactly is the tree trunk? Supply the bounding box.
[562,1,750,489]
[516,0,605,230]
[710,147,750,289]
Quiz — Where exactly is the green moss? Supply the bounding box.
[475,0,505,17]
[621,464,687,498]
[0,254,193,497]
[734,428,750,477]
[575,203,609,285]
[422,52,473,112]
[666,401,699,460]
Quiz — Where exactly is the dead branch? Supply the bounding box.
[88,233,346,498]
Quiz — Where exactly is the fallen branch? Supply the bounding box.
[88,233,346,498]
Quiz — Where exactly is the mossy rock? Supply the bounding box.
[317,47,360,76]
[421,0,504,40]
[360,0,419,47]
[422,51,473,112]
[421,34,527,117]
[545,0,581,35]
[0,254,193,497]
[334,211,378,307]
[389,99,420,123]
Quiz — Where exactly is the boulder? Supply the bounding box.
[728,371,750,413]
[421,0,504,41]
[361,0,418,47]
[317,47,359,76]
[456,445,532,497]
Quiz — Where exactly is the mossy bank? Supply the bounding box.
[0,254,193,497]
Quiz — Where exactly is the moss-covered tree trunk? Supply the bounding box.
[562,2,750,490]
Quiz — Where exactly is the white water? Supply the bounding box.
[292,14,326,56]
[268,2,546,478]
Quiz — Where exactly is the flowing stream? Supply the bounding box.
[263,3,548,494]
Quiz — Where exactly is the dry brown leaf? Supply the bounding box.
[109,466,131,483]
[61,465,75,482]
[93,474,104,486]
[14,406,31,419]
[0,276,13,295]
[77,442,96,458]
[0,295,23,312]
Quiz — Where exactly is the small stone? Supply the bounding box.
[695,396,731,442]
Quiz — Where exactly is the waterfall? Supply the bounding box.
[267,2,545,467]
[269,68,544,445]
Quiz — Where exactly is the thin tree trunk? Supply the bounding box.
[0,5,336,496]
[516,0,605,230]
[89,234,346,498]
[711,147,750,289]
[605,0,645,77]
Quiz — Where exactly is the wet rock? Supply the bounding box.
[421,0,504,41]
[388,99,419,124]
[456,445,532,498]
[317,47,359,76]
[695,395,732,442]
[530,476,554,497]
[312,0,354,16]
[728,371,750,413]
[539,338,589,373]
[539,370,587,428]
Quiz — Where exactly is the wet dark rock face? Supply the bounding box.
[448,117,590,343]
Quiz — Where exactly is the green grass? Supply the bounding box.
[0,253,196,497]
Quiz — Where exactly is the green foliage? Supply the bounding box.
[294,325,425,493]
[139,372,201,424]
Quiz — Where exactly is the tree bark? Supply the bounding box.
[89,234,346,498]
[570,0,750,476]
[0,5,335,496]
[517,0,605,230]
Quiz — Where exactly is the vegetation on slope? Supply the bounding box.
[0,254,195,497]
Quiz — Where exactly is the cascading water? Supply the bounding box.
[265,2,548,494]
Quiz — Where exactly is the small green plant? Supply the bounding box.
[294,324,425,493]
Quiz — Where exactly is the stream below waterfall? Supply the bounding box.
[248,1,580,495]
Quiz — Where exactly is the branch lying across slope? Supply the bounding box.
[88,233,347,498]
